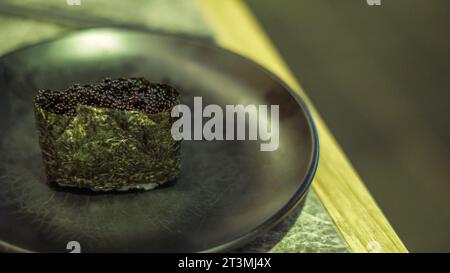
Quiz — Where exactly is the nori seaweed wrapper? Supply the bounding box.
[34,78,180,191]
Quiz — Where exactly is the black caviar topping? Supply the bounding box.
[35,77,179,116]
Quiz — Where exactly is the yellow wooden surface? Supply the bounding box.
[197,0,407,253]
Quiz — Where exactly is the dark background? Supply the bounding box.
[245,0,450,252]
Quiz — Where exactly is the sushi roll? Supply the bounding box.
[34,78,180,191]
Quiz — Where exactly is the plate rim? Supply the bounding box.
[0,27,319,253]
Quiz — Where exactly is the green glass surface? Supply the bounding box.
[0,0,349,252]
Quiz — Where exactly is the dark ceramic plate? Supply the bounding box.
[0,28,318,252]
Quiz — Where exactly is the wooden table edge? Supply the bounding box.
[196,0,408,253]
